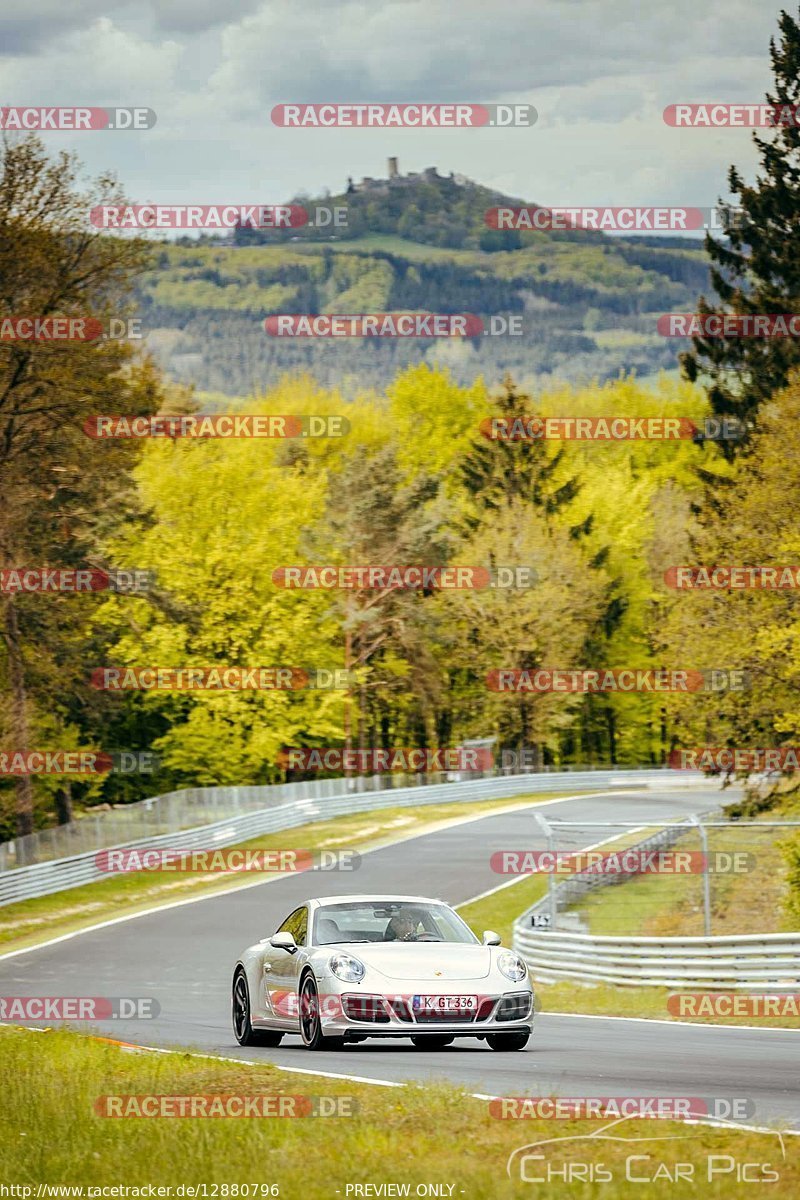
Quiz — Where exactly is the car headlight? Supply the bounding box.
[497,951,528,982]
[329,953,366,983]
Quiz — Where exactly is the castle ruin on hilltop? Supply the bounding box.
[346,158,470,194]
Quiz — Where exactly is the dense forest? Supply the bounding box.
[4,7,800,848]
[140,191,710,395]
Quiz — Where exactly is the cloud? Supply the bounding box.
[208,0,783,111]
[0,0,786,225]
[0,1,111,54]
[0,0,260,54]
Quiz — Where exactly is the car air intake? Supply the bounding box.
[496,993,531,1022]
[389,997,413,1022]
[342,995,390,1023]
[414,1007,476,1024]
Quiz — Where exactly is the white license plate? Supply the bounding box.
[412,994,477,1014]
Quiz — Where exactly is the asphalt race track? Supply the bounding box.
[2,787,799,1129]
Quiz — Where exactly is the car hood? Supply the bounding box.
[336,942,495,981]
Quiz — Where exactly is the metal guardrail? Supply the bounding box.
[0,768,694,906]
[1,772,432,870]
[513,927,800,988]
[0,762,708,871]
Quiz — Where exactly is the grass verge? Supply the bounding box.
[1,1026,797,1196]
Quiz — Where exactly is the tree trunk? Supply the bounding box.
[55,783,73,825]
[606,706,617,765]
[2,597,35,843]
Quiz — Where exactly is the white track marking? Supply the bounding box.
[456,825,647,906]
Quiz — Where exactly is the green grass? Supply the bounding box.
[535,980,800,1028]
[2,1027,797,1196]
[1,791,581,956]
[571,801,800,938]
[459,875,549,948]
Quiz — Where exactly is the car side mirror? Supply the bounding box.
[482,930,502,946]
[269,932,297,953]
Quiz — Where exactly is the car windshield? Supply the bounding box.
[313,901,479,946]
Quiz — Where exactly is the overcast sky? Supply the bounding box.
[0,0,792,225]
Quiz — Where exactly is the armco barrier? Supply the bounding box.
[513,927,800,989]
[0,768,705,906]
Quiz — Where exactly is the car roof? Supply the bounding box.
[309,894,445,908]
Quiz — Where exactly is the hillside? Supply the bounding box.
[139,168,711,396]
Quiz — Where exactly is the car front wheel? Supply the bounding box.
[486,1029,531,1051]
[299,974,345,1051]
[232,968,284,1047]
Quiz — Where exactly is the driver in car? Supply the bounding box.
[384,909,419,941]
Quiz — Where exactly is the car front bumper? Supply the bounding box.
[317,988,534,1038]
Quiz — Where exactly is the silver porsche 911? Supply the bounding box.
[232,893,533,1051]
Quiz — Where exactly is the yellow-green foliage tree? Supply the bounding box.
[96,364,727,787]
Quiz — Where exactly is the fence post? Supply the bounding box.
[690,815,712,936]
[534,812,557,930]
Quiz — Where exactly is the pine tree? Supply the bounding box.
[460,376,580,519]
[682,7,800,448]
